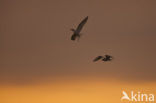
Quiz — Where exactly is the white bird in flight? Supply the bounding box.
[70,16,88,41]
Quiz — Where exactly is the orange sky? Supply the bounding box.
[1,77,156,103]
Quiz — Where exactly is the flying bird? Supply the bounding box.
[93,55,113,62]
[70,16,88,41]
[102,55,113,61]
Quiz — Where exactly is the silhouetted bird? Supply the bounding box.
[70,16,88,41]
[102,55,113,61]
[93,55,113,62]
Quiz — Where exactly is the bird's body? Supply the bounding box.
[71,32,80,40]
[70,16,88,41]
[102,55,113,61]
[93,55,113,62]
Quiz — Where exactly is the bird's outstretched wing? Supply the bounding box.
[76,16,88,33]
[93,56,103,62]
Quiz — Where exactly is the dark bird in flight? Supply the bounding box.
[93,55,113,62]
[70,16,88,41]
